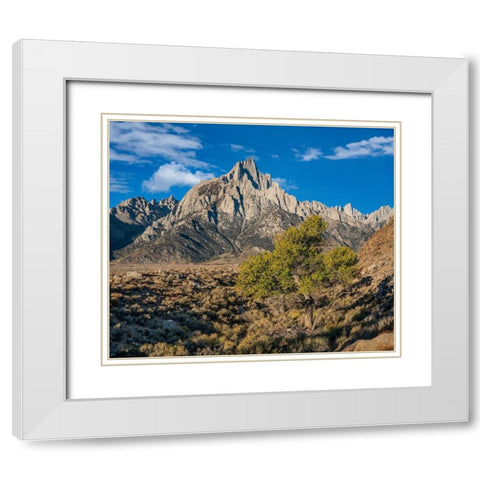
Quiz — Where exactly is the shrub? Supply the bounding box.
[139,342,188,357]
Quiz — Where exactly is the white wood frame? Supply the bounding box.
[12,40,468,440]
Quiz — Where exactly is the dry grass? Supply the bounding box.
[109,235,394,358]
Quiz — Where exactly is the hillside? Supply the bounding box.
[338,217,395,351]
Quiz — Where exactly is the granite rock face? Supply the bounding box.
[109,195,178,257]
[112,158,393,263]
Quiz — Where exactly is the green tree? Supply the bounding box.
[237,215,358,329]
[323,246,358,285]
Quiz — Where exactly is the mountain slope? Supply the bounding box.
[109,196,177,258]
[112,158,393,263]
[341,217,395,351]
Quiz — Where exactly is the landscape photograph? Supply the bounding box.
[107,119,396,359]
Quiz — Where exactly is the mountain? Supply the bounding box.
[109,195,178,257]
[111,158,393,263]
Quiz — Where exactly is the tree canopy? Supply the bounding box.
[236,215,358,327]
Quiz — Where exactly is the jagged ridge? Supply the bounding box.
[111,158,393,263]
[109,195,178,257]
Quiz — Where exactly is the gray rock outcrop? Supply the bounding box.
[112,158,393,263]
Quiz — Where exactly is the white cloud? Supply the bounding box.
[167,124,190,134]
[326,136,394,160]
[110,122,206,167]
[142,162,214,193]
[271,153,280,159]
[273,177,298,191]
[230,143,255,154]
[110,151,150,164]
[293,147,322,162]
[110,174,131,193]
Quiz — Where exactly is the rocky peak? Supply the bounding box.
[342,203,354,217]
[225,157,272,189]
[110,195,180,257]
[158,194,179,211]
[111,195,178,227]
[229,157,258,177]
[340,203,366,220]
[365,205,393,228]
[118,196,148,209]
[173,158,282,221]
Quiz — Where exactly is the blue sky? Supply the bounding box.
[109,121,394,214]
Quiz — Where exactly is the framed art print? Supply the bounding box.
[13,40,468,439]
[101,114,400,365]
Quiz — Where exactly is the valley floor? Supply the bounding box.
[109,261,394,358]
